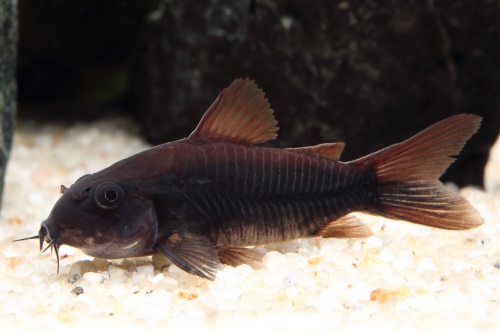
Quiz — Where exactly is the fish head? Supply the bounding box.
[40,173,158,259]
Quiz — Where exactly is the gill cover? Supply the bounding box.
[108,197,158,257]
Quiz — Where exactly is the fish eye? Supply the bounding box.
[94,182,124,209]
[105,189,117,202]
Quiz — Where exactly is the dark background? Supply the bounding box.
[17,0,500,188]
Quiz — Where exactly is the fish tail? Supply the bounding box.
[351,114,483,230]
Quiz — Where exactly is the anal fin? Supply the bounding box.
[154,236,219,280]
[313,214,373,238]
[217,246,265,269]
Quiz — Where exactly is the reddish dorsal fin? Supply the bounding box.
[288,142,345,161]
[313,214,373,238]
[188,78,278,146]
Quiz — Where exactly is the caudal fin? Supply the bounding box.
[351,114,483,230]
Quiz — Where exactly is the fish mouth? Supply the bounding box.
[13,220,61,274]
[39,221,61,274]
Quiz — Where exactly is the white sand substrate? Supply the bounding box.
[0,117,499,333]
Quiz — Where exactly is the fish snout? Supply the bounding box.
[39,219,61,250]
[37,219,62,274]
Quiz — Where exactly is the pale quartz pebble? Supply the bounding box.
[101,271,110,280]
[120,258,134,267]
[93,258,110,270]
[391,249,414,271]
[72,301,91,313]
[131,271,140,285]
[68,260,96,280]
[263,251,289,270]
[418,257,437,271]
[136,264,154,276]
[367,236,385,248]
[285,285,298,299]
[3,294,36,314]
[30,254,54,269]
[152,253,172,270]
[420,270,438,283]
[217,266,238,284]
[47,292,71,313]
[106,284,129,298]
[168,264,184,276]
[315,270,331,286]
[306,255,323,266]
[85,280,107,298]
[58,303,72,314]
[30,272,44,284]
[452,262,465,272]
[394,300,410,313]
[83,272,104,284]
[48,281,62,293]
[436,246,452,265]
[108,265,126,277]
[321,248,355,268]
[421,244,437,257]
[265,263,302,287]
[97,295,124,314]
[482,275,500,288]
[104,274,127,285]
[163,277,179,287]
[438,272,466,293]
[130,285,141,294]
[28,192,43,204]
[60,245,77,256]
[378,247,396,263]
[148,288,172,304]
[284,253,308,269]
[466,281,495,295]
[13,260,35,277]
[352,240,363,252]
[293,305,318,315]
[361,255,387,270]
[234,264,254,277]
[321,238,348,252]
[345,283,372,301]
[468,250,484,259]
[392,257,413,271]
[152,273,164,285]
[211,283,242,301]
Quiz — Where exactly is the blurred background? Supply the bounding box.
[2,0,500,205]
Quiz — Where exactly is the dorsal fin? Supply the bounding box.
[288,142,345,161]
[188,78,278,146]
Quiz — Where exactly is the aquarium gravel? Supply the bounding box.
[1,117,499,333]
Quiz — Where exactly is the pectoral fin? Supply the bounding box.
[154,236,219,280]
[313,214,373,238]
[217,246,265,269]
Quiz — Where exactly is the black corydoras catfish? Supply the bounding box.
[15,78,483,280]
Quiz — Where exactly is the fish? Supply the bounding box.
[14,78,483,280]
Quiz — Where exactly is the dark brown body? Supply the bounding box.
[17,78,483,280]
[107,140,373,247]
